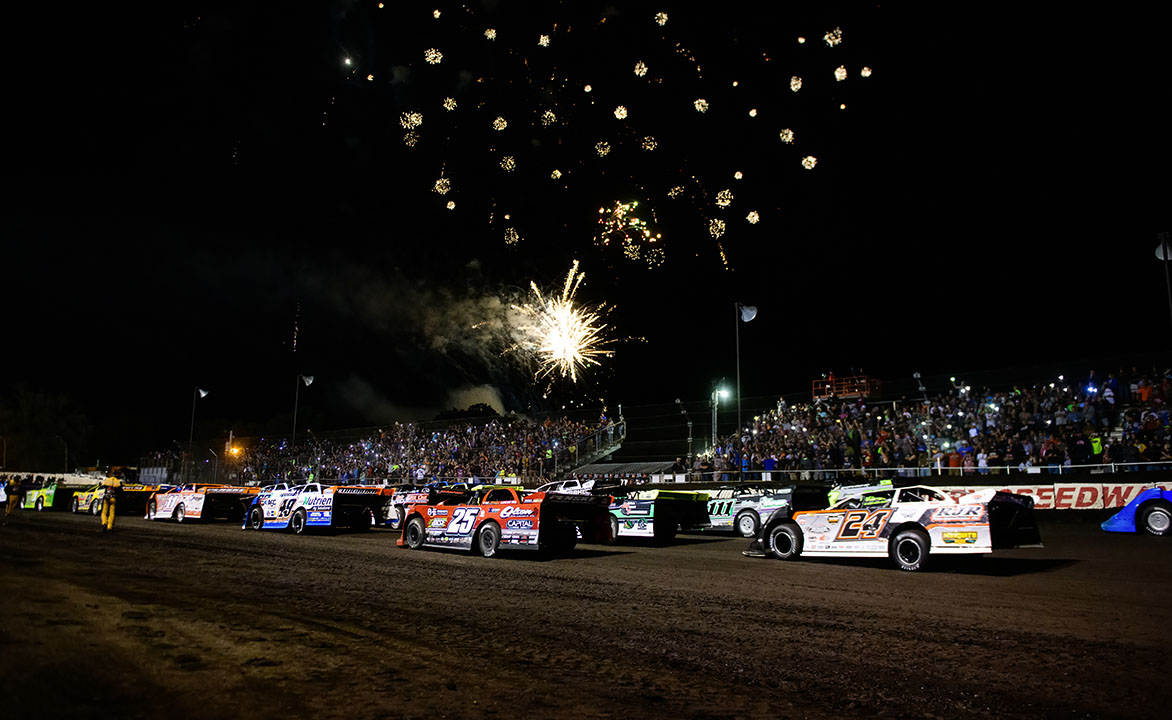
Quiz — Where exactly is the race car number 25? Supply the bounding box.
[447,507,480,535]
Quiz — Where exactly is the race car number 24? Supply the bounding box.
[447,507,480,535]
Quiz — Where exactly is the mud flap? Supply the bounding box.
[988,492,1043,548]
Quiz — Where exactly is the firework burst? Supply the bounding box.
[511,261,615,384]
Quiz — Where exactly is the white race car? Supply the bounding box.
[146,484,259,523]
[744,484,1042,571]
[243,483,388,534]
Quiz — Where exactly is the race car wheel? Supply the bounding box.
[147,500,157,520]
[70,497,79,514]
[769,523,802,560]
[290,509,308,535]
[352,507,374,531]
[247,507,265,531]
[175,504,186,523]
[91,499,102,516]
[609,516,620,543]
[35,497,44,511]
[735,510,760,538]
[1140,502,1172,536]
[652,514,677,544]
[394,506,406,530]
[404,517,426,549]
[477,522,501,558]
[891,529,930,572]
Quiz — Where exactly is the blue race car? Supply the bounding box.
[1101,488,1172,535]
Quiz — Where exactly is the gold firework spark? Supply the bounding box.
[513,261,614,383]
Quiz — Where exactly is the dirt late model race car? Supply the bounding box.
[146,484,260,523]
[582,481,711,543]
[744,484,1042,571]
[700,484,798,537]
[1101,487,1172,535]
[398,486,612,557]
[244,482,389,533]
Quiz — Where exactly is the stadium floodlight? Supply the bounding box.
[292,374,314,446]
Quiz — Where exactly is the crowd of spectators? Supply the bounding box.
[703,366,1172,479]
[155,412,622,485]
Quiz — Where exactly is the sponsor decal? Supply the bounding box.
[303,496,333,510]
[930,505,984,522]
[506,519,534,530]
[428,517,448,528]
[499,506,535,519]
[942,531,978,544]
[827,515,842,524]
[427,507,449,517]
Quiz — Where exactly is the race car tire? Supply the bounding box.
[1139,502,1172,536]
[404,517,426,549]
[247,506,265,531]
[70,497,79,514]
[769,523,802,560]
[653,515,677,544]
[290,509,308,535]
[734,510,760,538]
[609,516,620,543]
[891,529,930,572]
[176,503,187,523]
[35,497,44,511]
[394,506,406,530]
[352,507,374,531]
[545,524,578,554]
[147,501,157,520]
[92,499,102,516]
[476,522,502,558]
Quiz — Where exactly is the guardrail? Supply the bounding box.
[654,460,1172,485]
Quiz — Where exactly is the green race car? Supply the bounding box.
[23,479,60,511]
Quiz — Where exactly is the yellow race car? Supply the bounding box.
[70,483,107,515]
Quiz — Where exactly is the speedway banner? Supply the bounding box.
[937,482,1170,510]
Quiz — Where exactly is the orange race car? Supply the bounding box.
[398,485,612,557]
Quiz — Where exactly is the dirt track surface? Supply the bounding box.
[1,509,1168,720]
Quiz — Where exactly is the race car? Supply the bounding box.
[380,484,425,530]
[603,486,711,543]
[146,484,259,523]
[398,485,612,557]
[701,484,795,537]
[70,481,171,515]
[744,484,1042,571]
[71,483,107,515]
[23,478,60,511]
[1101,487,1172,535]
[244,483,389,533]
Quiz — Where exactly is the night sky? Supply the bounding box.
[5,3,1169,465]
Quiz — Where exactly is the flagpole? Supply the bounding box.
[735,303,742,437]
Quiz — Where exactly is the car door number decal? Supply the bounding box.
[447,507,480,535]
[708,501,734,517]
[835,509,893,540]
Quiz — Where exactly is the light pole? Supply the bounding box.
[734,302,757,437]
[711,387,729,447]
[189,387,208,447]
[55,435,68,473]
[1156,232,1172,335]
[187,387,208,484]
[676,398,694,470]
[292,374,314,447]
